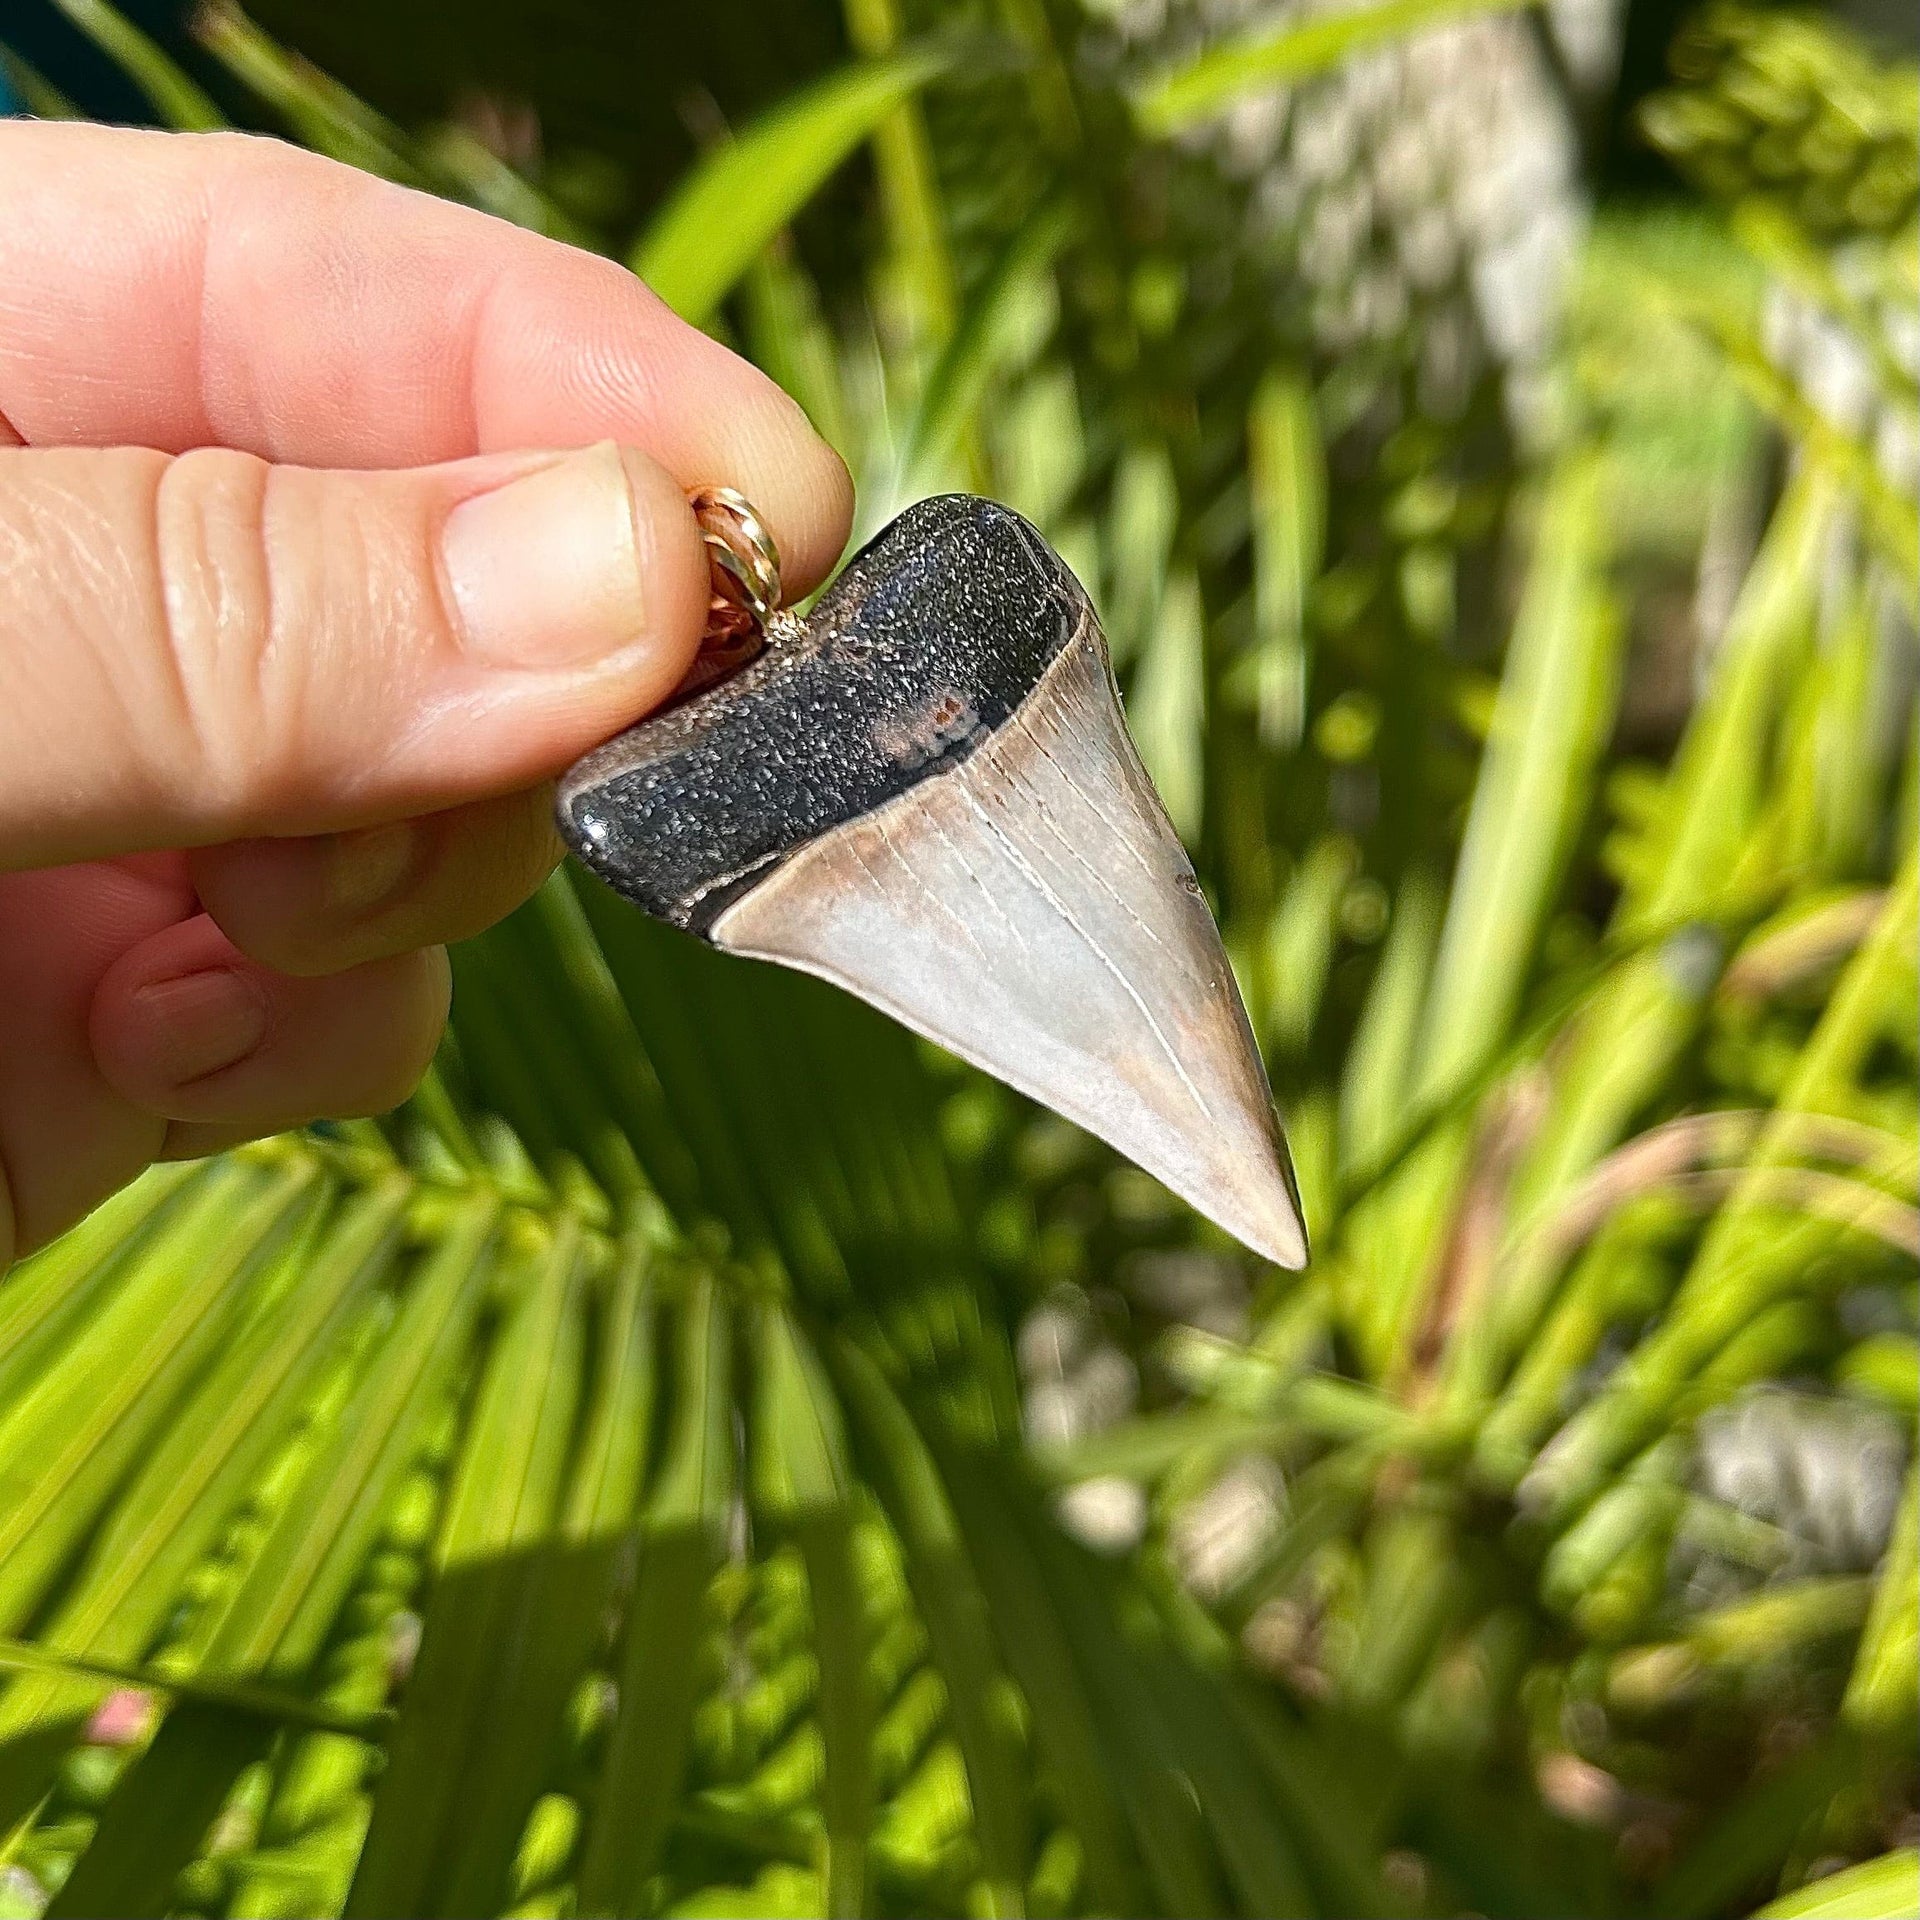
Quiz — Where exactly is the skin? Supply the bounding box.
[0,120,855,1265]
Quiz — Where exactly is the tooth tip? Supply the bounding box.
[1240,1201,1311,1271]
[1197,1127,1311,1270]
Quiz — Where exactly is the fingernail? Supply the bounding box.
[442,443,648,669]
[132,969,270,1086]
[324,821,419,917]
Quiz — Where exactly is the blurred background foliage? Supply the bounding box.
[0,0,1916,1916]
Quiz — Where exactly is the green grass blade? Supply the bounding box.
[1246,368,1325,752]
[1750,1851,1920,1919]
[570,872,786,1261]
[346,1217,591,1918]
[1628,464,1836,928]
[800,1517,874,1920]
[830,1339,1031,1917]
[64,1176,408,1659]
[748,1301,871,1915]
[1494,463,1839,1263]
[1129,566,1208,844]
[576,1267,735,1916]
[936,1451,1162,1916]
[1160,1679,1317,1919]
[45,1197,500,1911]
[750,1300,853,1522]
[1342,1503,1464,1718]
[1682,856,1918,1280]
[642,936,859,1296]
[564,1235,660,1540]
[1415,455,1620,1101]
[1843,1463,1918,1743]
[0,1162,203,1408]
[1264,836,1360,1060]
[193,1,419,180]
[979,1464,1236,1916]
[199,1191,501,1678]
[1104,442,1178,672]
[0,1627,379,1851]
[1530,856,1920,1513]
[744,240,857,459]
[0,1715,87,1853]
[446,938,572,1183]
[1227,1686,1399,1918]
[45,0,223,128]
[0,45,81,117]
[458,914,650,1215]
[0,1179,407,1828]
[43,1701,267,1919]
[896,189,1074,495]
[842,0,959,357]
[1661,290,1917,586]
[1339,869,1441,1175]
[0,1159,315,1631]
[411,123,588,241]
[633,48,950,328]
[531,873,706,1229]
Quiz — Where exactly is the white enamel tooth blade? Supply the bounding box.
[710,621,1309,1269]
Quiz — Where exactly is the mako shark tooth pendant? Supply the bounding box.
[557,491,1308,1269]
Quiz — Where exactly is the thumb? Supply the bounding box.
[0,440,711,867]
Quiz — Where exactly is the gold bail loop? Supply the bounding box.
[666,485,786,704]
[690,485,782,645]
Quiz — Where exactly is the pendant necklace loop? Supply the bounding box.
[672,485,786,702]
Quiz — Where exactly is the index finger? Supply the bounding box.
[0,121,851,591]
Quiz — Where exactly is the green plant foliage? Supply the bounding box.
[633,46,955,327]
[1747,1848,1919,1918]
[0,3,1914,1917]
[1642,4,1919,238]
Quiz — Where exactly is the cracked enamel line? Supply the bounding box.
[919,793,1032,956]
[998,745,1174,959]
[858,815,995,971]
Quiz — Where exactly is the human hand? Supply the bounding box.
[0,120,853,1263]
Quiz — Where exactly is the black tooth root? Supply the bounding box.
[557,495,1093,933]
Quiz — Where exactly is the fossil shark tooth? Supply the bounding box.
[557,493,1307,1268]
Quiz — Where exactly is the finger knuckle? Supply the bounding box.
[154,451,405,826]
[149,446,283,818]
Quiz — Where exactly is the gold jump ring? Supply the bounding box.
[690,485,782,642]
